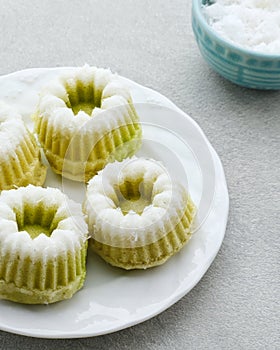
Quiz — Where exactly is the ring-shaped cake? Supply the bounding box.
[0,185,88,304]
[84,157,196,269]
[0,104,46,191]
[34,65,142,182]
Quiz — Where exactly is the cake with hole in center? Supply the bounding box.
[0,103,46,191]
[0,185,88,304]
[33,65,142,182]
[83,157,196,269]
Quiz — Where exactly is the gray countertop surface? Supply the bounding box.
[0,1,279,349]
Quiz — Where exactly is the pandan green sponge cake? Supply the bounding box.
[0,185,88,304]
[83,157,196,270]
[0,103,46,191]
[34,65,142,182]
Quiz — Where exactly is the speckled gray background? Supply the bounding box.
[0,0,279,349]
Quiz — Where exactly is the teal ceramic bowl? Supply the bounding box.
[192,0,280,90]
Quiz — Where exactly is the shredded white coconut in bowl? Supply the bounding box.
[203,0,280,54]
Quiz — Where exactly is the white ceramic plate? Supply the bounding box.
[0,68,229,338]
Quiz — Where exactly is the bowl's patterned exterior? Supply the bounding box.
[192,0,280,90]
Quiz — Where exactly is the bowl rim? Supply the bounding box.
[192,0,280,60]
